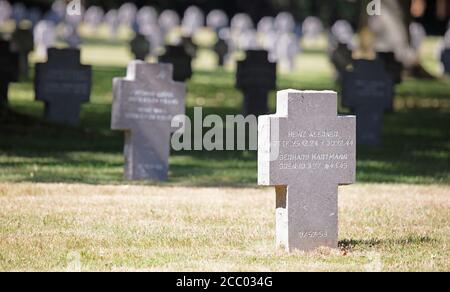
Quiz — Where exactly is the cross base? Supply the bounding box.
[275,184,338,252]
[355,106,384,146]
[124,124,171,181]
[44,101,82,126]
[18,54,29,79]
[243,88,270,117]
[218,55,225,67]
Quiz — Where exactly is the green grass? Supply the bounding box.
[0,37,449,186]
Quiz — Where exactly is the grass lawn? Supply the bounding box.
[0,183,448,272]
[0,31,449,271]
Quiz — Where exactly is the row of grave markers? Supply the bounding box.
[2,50,450,255]
[0,41,392,170]
[1,4,449,252]
[0,1,309,72]
[0,62,444,255]
[91,50,356,251]
[2,16,449,136]
[2,42,445,253]
[2,37,450,141]
[0,42,357,251]
[0,1,318,37]
[2,0,447,76]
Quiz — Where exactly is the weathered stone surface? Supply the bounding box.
[111,61,186,181]
[258,90,356,252]
[34,48,92,125]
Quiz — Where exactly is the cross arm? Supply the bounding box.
[258,114,285,186]
[335,115,357,186]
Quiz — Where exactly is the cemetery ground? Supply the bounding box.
[0,30,449,271]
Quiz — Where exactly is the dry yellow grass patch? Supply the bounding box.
[0,183,448,272]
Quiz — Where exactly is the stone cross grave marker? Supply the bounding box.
[84,6,104,33]
[50,0,66,23]
[231,13,253,33]
[342,59,394,145]
[0,1,12,26]
[274,12,295,33]
[105,9,120,38]
[118,3,137,28]
[130,33,151,60]
[111,62,186,181]
[0,40,19,106]
[302,16,323,40]
[137,6,157,27]
[258,90,356,252]
[409,22,426,51]
[377,52,403,85]
[441,31,450,75]
[258,17,275,34]
[276,33,300,72]
[258,22,277,61]
[11,2,26,24]
[182,6,204,36]
[330,43,353,82]
[207,9,228,33]
[442,49,450,75]
[159,10,180,35]
[11,27,34,79]
[35,48,92,125]
[135,8,158,42]
[331,20,354,47]
[236,50,276,116]
[239,29,259,51]
[214,38,229,67]
[159,45,193,82]
[141,26,163,56]
[181,36,197,58]
[34,20,56,58]
[63,25,82,48]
